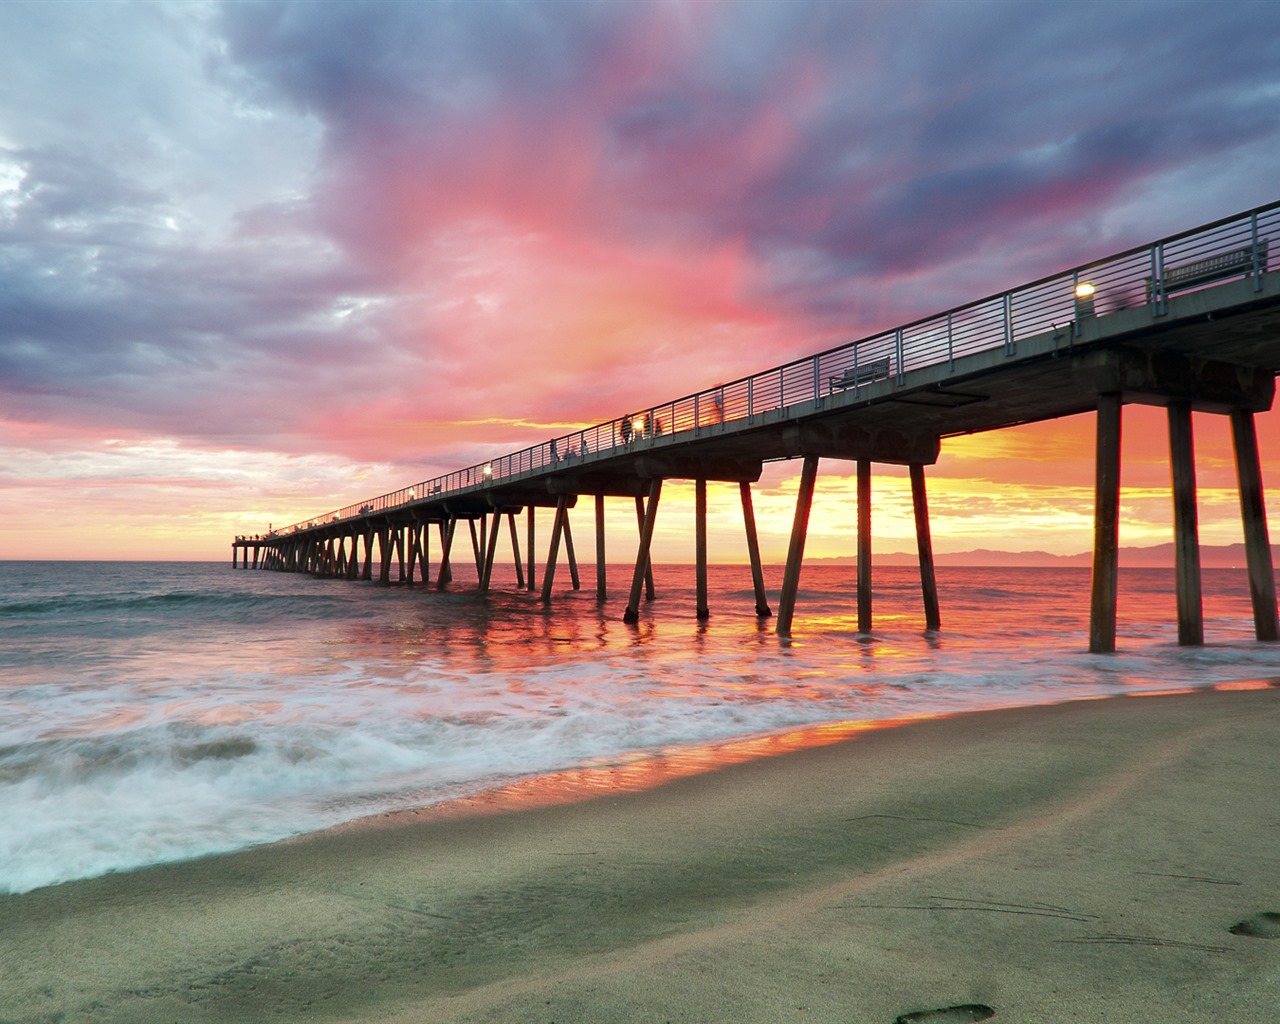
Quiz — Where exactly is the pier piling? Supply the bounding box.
[625,480,663,624]
[480,509,502,591]
[508,512,524,589]
[695,478,709,620]
[437,519,456,589]
[563,509,581,591]
[739,482,771,617]
[776,455,819,638]
[541,497,568,604]
[857,459,872,634]
[526,507,536,592]
[1089,394,1123,654]
[1168,401,1204,646]
[1231,409,1279,640]
[910,464,941,631]
[634,496,656,601]
[379,528,394,585]
[595,494,607,601]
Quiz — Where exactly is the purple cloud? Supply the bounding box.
[2,0,1278,460]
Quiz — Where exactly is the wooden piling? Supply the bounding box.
[634,495,656,600]
[480,509,502,591]
[436,519,456,589]
[624,480,663,624]
[508,512,525,589]
[403,525,415,585]
[776,455,819,637]
[595,494,607,601]
[563,507,581,590]
[1089,394,1122,653]
[541,497,568,604]
[346,533,360,580]
[379,528,393,585]
[739,481,771,617]
[526,507,536,592]
[695,478,709,620]
[857,459,872,634]
[1168,401,1204,645]
[469,520,484,580]
[1230,409,1279,641]
[910,464,941,630]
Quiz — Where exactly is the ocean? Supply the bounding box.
[2,558,1277,894]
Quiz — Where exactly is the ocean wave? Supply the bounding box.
[0,589,371,628]
[5,561,1280,894]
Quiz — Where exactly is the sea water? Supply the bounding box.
[2,559,1277,894]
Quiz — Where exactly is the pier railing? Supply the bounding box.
[272,201,1279,536]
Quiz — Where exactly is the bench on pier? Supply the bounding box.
[1147,240,1269,302]
[829,356,892,393]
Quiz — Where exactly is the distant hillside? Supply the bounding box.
[813,542,1279,569]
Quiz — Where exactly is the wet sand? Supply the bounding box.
[3,686,1278,1023]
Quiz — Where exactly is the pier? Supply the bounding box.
[235,202,1280,652]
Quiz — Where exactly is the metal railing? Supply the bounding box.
[268,201,1279,537]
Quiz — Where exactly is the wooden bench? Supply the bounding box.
[1147,240,1268,302]
[829,356,891,393]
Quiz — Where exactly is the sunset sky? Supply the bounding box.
[2,0,1279,564]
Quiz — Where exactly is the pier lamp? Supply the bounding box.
[1074,281,1096,318]
[483,463,493,478]
[632,415,646,437]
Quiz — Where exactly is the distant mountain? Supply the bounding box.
[813,542,1278,569]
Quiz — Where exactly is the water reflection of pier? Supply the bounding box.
[234,202,1280,652]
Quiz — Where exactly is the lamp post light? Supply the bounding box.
[1074,281,1096,319]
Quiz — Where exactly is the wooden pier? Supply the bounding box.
[235,202,1280,651]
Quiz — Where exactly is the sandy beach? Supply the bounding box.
[3,685,1277,1023]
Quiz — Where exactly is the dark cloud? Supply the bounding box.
[0,148,390,447]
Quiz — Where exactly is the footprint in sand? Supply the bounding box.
[894,1005,995,1023]
[1229,912,1280,938]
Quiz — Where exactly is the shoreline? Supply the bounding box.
[324,677,1278,834]
[4,686,1278,1022]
